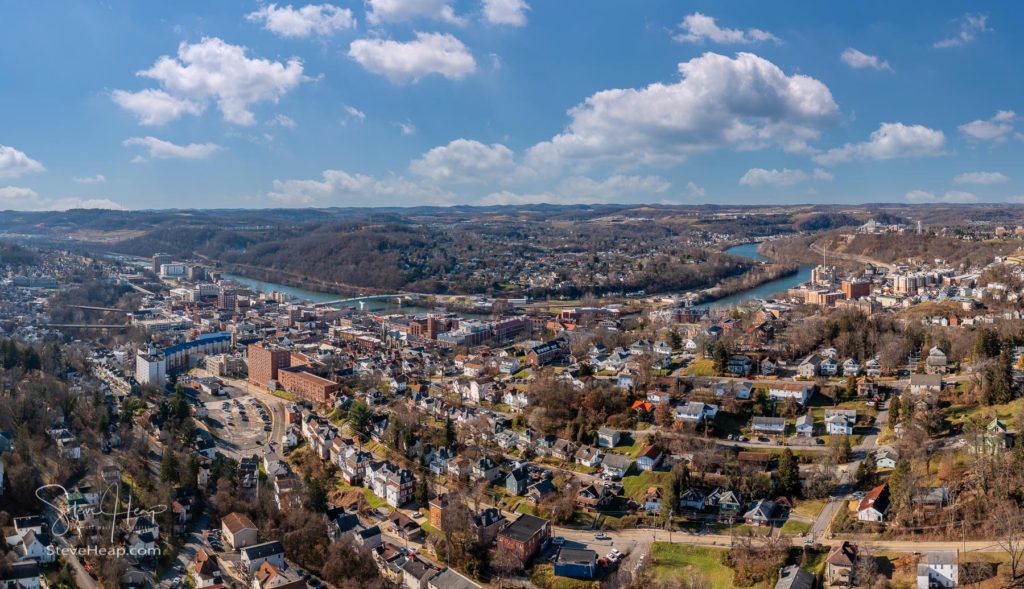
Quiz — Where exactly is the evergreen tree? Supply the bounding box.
[160,451,179,484]
[777,448,800,497]
[712,341,730,375]
[348,400,372,438]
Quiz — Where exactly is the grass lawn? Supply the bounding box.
[528,563,600,589]
[621,470,673,501]
[612,433,647,456]
[791,498,827,519]
[780,519,811,536]
[650,543,753,589]
[420,521,443,537]
[336,479,387,509]
[946,397,1024,429]
[270,389,298,401]
[684,359,716,376]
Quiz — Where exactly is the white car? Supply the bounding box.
[551,536,565,546]
[606,552,620,563]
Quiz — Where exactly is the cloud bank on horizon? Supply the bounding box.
[0,1,1021,210]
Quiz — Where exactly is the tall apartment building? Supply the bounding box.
[841,279,871,300]
[278,367,339,404]
[247,343,291,389]
[152,253,172,274]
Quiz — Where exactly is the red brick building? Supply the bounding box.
[278,366,339,404]
[841,279,871,300]
[496,514,551,567]
[247,343,291,389]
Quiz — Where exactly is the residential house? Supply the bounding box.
[825,541,857,587]
[221,512,258,551]
[675,401,719,423]
[875,446,899,469]
[644,487,662,512]
[600,453,632,480]
[751,417,787,435]
[554,548,597,580]
[857,483,889,522]
[774,564,815,589]
[925,347,949,375]
[596,428,620,449]
[472,508,506,544]
[192,549,223,588]
[678,488,706,512]
[550,439,576,462]
[744,499,778,527]
[253,561,304,589]
[0,562,40,589]
[841,358,861,377]
[916,551,958,589]
[763,382,814,405]
[526,479,556,505]
[471,458,500,483]
[506,468,530,496]
[636,445,664,471]
[576,483,616,512]
[824,409,856,435]
[574,446,603,468]
[797,355,822,379]
[819,357,839,377]
[427,568,481,589]
[715,490,744,515]
[909,374,943,396]
[240,541,285,574]
[795,415,814,438]
[496,514,551,566]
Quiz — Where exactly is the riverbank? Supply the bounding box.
[692,242,811,308]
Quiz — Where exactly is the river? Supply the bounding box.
[220,273,439,314]
[695,243,812,308]
[224,242,809,312]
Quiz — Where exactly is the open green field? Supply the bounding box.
[650,544,753,589]
[621,470,672,501]
[683,359,716,376]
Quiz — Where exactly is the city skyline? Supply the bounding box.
[1,1,1023,210]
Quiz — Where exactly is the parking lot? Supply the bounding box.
[202,394,274,459]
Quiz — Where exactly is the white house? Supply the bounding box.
[674,401,719,423]
[240,541,285,574]
[795,414,814,437]
[916,551,958,589]
[763,382,814,405]
[824,409,856,435]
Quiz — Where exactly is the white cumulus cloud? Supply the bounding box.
[959,110,1020,143]
[113,37,307,126]
[268,169,448,204]
[813,123,945,165]
[934,13,992,48]
[840,48,892,72]
[483,0,529,26]
[123,136,221,162]
[673,13,780,45]
[343,105,366,123]
[0,186,39,202]
[739,167,833,187]
[0,145,45,178]
[365,0,464,26]
[246,3,356,38]
[410,139,516,183]
[905,189,978,203]
[348,32,476,83]
[527,52,838,169]
[953,171,1007,185]
[72,174,107,184]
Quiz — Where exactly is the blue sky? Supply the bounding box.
[0,0,1022,210]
